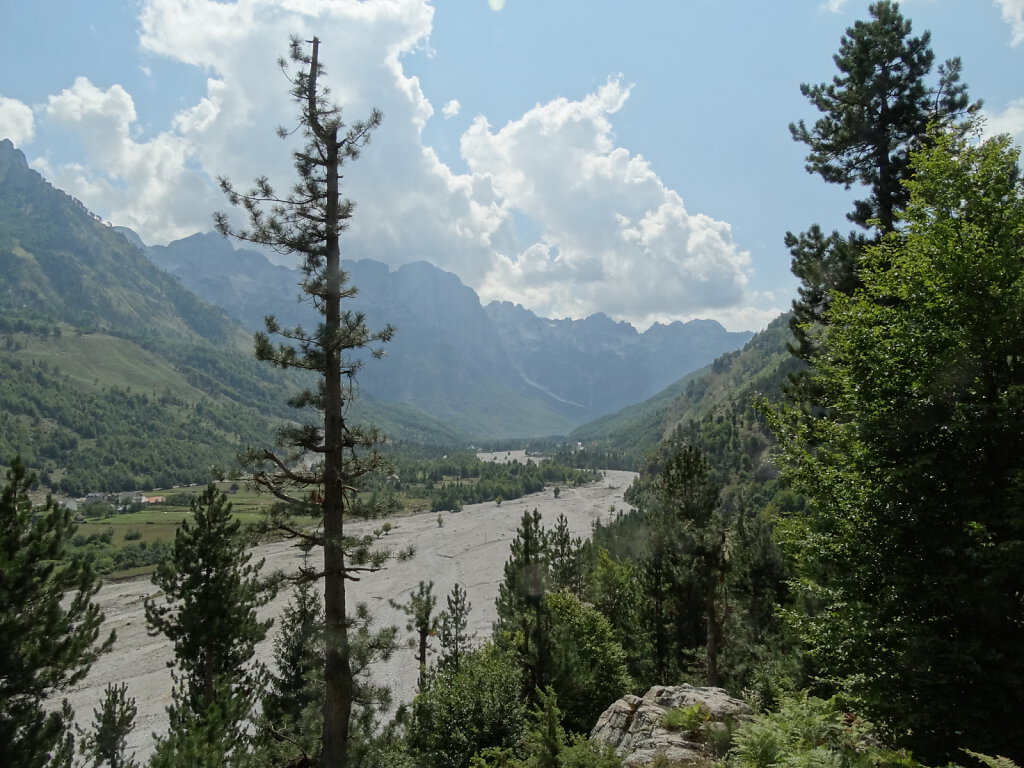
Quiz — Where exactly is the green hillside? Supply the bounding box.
[0,141,467,494]
[568,313,799,467]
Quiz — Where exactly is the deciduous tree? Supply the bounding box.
[767,126,1024,761]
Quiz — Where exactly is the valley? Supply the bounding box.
[64,461,637,762]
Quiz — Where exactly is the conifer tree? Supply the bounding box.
[216,36,409,767]
[263,560,325,737]
[547,513,583,595]
[77,683,139,768]
[495,509,551,698]
[145,484,272,764]
[390,580,439,691]
[787,1,977,362]
[437,583,473,672]
[0,456,113,768]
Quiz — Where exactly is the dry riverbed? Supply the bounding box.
[64,455,636,761]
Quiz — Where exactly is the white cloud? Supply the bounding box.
[458,77,751,327]
[821,0,849,12]
[30,0,764,330]
[983,98,1024,145]
[442,99,461,118]
[0,95,35,146]
[43,77,214,242]
[995,0,1024,45]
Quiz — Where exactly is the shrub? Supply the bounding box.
[661,703,710,735]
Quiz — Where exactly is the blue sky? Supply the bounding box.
[1,0,1022,331]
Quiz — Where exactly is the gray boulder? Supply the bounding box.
[590,684,751,766]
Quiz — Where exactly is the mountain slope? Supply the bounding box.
[568,313,799,465]
[0,140,466,493]
[486,301,753,416]
[139,231,752,437]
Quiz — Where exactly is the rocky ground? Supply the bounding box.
[64,453,636,761]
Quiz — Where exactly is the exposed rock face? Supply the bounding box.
[590,685,751,766]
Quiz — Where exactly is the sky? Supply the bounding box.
[1,1,1022,332]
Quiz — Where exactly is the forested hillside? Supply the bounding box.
[0,139,466,493]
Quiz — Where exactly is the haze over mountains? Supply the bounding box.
[129,229,753,435]
[1,135,756,492]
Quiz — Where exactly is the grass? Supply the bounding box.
[73,481,318,579]
[19,331,208,401]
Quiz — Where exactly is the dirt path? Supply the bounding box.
[64,460,636,761]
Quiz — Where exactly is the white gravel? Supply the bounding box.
[63,456,636,761]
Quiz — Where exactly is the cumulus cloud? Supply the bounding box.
[983,98,1024,145]
[42,77,215,243]
[0,95,35,146]
[995,0,1024,45]
[31,0,762,330]
[442,99,461,118]
[459,78,751,326]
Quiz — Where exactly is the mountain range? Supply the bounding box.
[0,135,759,491]
[130,230,752,436]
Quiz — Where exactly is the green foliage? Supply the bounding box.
[438,582,474,671]
[0,354,275,495]
[145,484,273,759]
[963,752,1021,768]
[390,580,440,691]
[464,688,624,768]
[767,127,1024,761]
[727,694,910,768]
[495,509,553,698]
[786,0,977,361]
[77,682,139,768]
[149,678,256,768]
[588,423,794,696]
[0,456,113,768]
[661,703,710,735]
[546,592,633,735]
[261,560,324,751]
[412,644,529,768]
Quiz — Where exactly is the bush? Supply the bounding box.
[728,694,917,768]
[412,644,528,768]
[661,703,710,735]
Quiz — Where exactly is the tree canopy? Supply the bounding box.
[768,124,1024,762]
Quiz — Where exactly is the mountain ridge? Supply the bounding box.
[132,229,752,435]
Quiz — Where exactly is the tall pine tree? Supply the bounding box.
[216,36,409,768]
[787,1,976,363]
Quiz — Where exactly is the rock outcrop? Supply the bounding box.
[590,685,751,766]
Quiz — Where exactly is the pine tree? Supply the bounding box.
[215,36,409,767]
[144,483,273,762]
[0,456,113,768]
[390,580,439,691]
[77,683,139,768]
[438,583,473,672]
[263,560,324,736]
[547,513,583,596]
[786,1,977,362]
[495,509,551,698]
